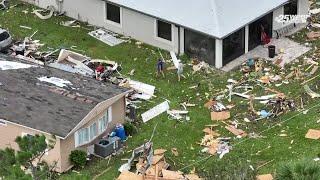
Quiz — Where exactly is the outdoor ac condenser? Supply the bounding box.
[94,136,122,158]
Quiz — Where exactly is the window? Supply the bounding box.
[106,2,121,24]
[157,20,172,41]
[75,107,112,147]
[89,122,97,140]
[284,0,298,15]
[0,119,7,126]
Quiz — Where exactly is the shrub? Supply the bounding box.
[275,159,320,180]
[124,122,137,136]
[69,150,87,168]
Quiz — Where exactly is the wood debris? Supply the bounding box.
[305,129,320,140]
[256,174,273,180]
[225,125,247,138]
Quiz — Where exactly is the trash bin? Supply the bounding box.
[268,45,276,58]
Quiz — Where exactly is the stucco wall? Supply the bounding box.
[0,121,62,172]
[22,0,179,53]
[0,95,126,172]
[59,96,126,171]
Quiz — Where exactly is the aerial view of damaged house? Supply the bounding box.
[23,0,308,68]
[0,56,130,172]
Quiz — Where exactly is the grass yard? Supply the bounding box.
[1,1,320,179]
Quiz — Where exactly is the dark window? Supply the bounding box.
[157,20,172,41]
[184,29,215,66]
[223,28,245,65]
[106,3,120,24]
[284,0,298,15]
[0,32,10,41]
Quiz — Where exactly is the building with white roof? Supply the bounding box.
[24,0,309,68]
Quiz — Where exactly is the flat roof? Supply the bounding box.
[0,55,129,138]
[106,0,288,39]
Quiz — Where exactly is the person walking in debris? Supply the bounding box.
[177,62,184,82]
[95,63,105,80]
[156,58,165,78]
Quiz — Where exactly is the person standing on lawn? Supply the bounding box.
[156,58,165,78]
[177,62,184,82]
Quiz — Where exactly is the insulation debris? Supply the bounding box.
[0,60,35,70]
[37,76,73,88]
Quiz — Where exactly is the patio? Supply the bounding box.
[221,37,311,72]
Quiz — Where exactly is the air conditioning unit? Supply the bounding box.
[94,136,122,158]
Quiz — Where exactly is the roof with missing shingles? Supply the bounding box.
[0,55,129,138]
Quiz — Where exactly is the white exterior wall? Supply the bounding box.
[298,0,310,16]
[273,6,285,36]
[22,0,179,53]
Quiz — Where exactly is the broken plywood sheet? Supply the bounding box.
[117,171,143,180]
[256,174,273,180]
[305,129,320,140]
[88,29,125,47]
[141,101,170,123]
[162,169,184,180]
[211,111,230,121]
[154,149,167,155]
[185,173,202,180]
[225,125,247,137]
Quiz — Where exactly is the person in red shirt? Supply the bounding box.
[95,63,105,79]
[260,25,270,46]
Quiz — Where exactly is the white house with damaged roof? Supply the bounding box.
[23,0,309,68]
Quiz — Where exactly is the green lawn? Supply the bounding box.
[1,1,320,179]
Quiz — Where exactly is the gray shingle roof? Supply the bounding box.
[0,55,129,138]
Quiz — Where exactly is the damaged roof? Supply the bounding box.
[0,55,129,138]
[106,0,288,39]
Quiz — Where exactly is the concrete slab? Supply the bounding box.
[221,37,311,72]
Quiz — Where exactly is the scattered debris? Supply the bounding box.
[305,129,320,140]
[88,29,125,47]
[304,85,320,98]
[256,174,273,180]
[19,25,32,30]
[307,31,320,40]
[33,6,55,20]
[171,148,179,157]
[60,20,80,28]
[141,101,170,123]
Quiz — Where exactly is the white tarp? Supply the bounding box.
[38,76,73,88]
[170,51,180,69]
[88,29,125,47]
[0,61,35,70]
[141,101,170,123]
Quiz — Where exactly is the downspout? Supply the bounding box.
[177,25,180,55]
